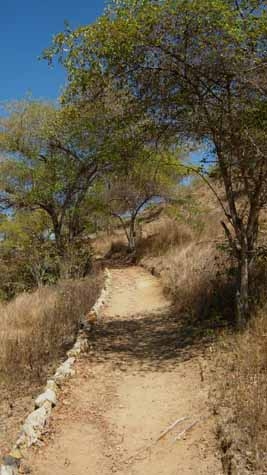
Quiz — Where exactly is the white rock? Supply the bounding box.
[53,357,75,384]
[67,348,80,357]
[21,402,52,447]
[67,336,89,357]
[46,379,58,393]
[0,465,17,475]
[14,433,27,450]
[77,338,89,352]
[35,389,57,409]
[66,357,75,365]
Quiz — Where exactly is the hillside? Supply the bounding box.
[90,182,267,474]
[1,180,267,473]
[1,2,267,474]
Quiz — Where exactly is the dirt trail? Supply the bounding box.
[27,267,223,475]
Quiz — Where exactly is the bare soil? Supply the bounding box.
[27,267,223,474]
[0,383,43,458]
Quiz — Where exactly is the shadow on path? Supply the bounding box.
[87,308,221,371]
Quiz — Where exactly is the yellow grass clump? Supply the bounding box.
[0,275,102,386]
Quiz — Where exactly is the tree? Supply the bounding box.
[0,210,59,297]
[46,0,267,324]
[102,152,181,251]
[0,99,103,258]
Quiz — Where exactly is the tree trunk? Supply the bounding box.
[128,217,136,252]
[236,247,250,328]
[51,216,64,256]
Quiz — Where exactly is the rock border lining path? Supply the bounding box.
[0,269,112,475]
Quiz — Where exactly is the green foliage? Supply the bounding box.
[0,99,106,253]
[0,99,107,293]
[2,0,266,319]
[0,210,59,298]
[45,0,267,323]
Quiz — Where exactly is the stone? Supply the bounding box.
[21,402,52,447]
[85,310,97,323]
[67,348,80,357]
[2,457,18,467]
[14,433,26,451]
[0,465,17,475]
[35,389,57,409]
[20,463,31,474]
[68,337,89,355]
[53,358,75,385]
[46,380,58,393]
[2,448,22,467]
[79,338,89,351]
[79,323,92,335]
[73,340,82,350]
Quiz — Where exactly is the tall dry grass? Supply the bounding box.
[137,216,193,257]
[0,275,102,387]
[139,212,234,322]
[216,311,267,473]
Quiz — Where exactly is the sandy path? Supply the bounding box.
[27,267,223,475]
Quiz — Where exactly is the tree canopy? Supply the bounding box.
[1,0,267,324]
[44,0,267,324]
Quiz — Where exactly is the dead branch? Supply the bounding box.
[157,416,189,442]
[174,420,199,441]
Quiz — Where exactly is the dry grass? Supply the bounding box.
[141,202,267,473]
[216,312,267,473]
[0,273,102,457]
[92,231,127,258]
[143,239,234,324]
[0,275,102,387]
[138,205,233,323]
[162,243,217,300]
[137,216,193,257]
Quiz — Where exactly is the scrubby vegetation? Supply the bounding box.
[0,271,102,456]
[216,311,267,474]
[1,0,267,471]
[102,187,231,323]
[0,275,102,385]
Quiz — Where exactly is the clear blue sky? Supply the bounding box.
[0,1,206,166]
[0,1,106,103]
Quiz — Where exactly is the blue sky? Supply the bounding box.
[0,1,206,165]
[0,1,106,103]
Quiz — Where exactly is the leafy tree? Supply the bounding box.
[46,0,267,324]
[0,210,59,297]
[0,99,104,258]
[102,152,182,251]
